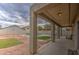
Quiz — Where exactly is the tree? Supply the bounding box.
[44,24,51,30]
[37,25,43,31]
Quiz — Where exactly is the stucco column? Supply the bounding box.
[60,27,62,36]
[51,23,55,42]
[57,26,60,39]
[30,11,37,54]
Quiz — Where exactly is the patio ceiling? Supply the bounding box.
[34,3,79,27]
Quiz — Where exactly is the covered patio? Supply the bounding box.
[30,3,79,55]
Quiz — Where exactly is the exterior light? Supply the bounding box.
[57,9,62,16]
[58,12,62,16]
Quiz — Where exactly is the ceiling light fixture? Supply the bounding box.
[57,9,62,16]
[58,12,62,16]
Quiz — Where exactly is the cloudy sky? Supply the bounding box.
[0,3,32,28]
[0,3,49,28]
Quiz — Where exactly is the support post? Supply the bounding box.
[51,23,55,42]
[60,27,62,36]
[57,26,60,39]
[30,11,37,54]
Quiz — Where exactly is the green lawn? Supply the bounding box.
[0,38,22,49]
[37,35,50,40]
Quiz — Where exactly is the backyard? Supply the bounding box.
[0,38,22,49]
[37,35,50,40]
[0,33,51,54]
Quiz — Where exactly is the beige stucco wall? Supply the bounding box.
[73,14,79,50]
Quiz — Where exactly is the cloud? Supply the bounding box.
[0,20,29,28]
[0,10,11,20]
[0,3,32,28]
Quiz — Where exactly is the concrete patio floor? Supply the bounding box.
[37,38,74,55]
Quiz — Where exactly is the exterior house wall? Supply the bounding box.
[71,14,79,54]
[73,15,79,50]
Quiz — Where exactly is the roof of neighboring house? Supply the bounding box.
[0,25,27,35]
[0,25,23,30]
